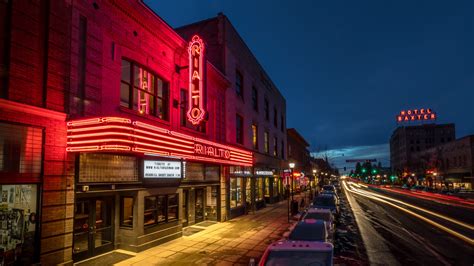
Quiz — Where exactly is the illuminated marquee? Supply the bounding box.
[396,108,436,123]
[187,35,206,125]
[66,117,253,166]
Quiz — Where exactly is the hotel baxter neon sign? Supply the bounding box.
[187,35,206,125]
[396,108,436,123]
[66,117,252,166]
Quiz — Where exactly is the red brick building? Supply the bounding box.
[177,13,288,218]
[1,0,258,264]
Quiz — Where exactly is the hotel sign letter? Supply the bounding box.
[187,35,206,125]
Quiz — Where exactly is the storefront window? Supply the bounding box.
[168,195,178,221]
[0,184,38,265]
[230,178,242,208]
[273,177,279,196]
[245,178,252,205]
[256,178,264,201]
[144,194,177,227]
[205,186,218,220]
[265,177,271,197]
[120,197,133,228]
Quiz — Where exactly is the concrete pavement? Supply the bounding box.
[110,194,308,266]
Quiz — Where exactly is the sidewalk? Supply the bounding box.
[108,195,306,266]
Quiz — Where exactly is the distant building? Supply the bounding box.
[412,135,474,189]
[390,123,455,173]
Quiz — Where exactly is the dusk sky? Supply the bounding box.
[146,0,474,168]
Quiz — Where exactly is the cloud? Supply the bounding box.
[311,143,389,173]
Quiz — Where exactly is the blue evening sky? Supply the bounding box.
[145,0,474,168]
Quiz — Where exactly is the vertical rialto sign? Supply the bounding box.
[187,35,206,125]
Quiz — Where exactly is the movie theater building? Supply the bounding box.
[177,13,288,219]
[63,0,252,262]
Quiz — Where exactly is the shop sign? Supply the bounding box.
[194,143,231,159]
[187,35,206,125]
[396,108,436,123]
[255,170,274,176]
[230,166,252,176]
[144,160,182,178]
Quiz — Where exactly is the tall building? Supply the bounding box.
[390,123,455,173]
[177,13,287,218]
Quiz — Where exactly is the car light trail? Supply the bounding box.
[343,181,474,245]
[353,186,473,231]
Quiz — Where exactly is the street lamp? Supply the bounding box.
[288,162,295,222]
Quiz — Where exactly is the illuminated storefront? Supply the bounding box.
[67,117,252,257]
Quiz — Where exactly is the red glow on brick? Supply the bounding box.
[67,117,253,166]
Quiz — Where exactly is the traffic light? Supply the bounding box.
[362,168,367,173]
[372,169,377,174]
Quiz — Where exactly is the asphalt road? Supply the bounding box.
[343,180,474,266]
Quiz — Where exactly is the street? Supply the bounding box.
[343,180,474,266]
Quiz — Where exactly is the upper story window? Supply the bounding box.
[252,87,258,111]
[121,59,169,120]
[252,124,258,150]
[180,89,206,133]
[236,114,244,144]
[236,70,243,99]
[264,98,269,121]
[281,115,284,132]
[281,140,285,159]
[273,107,278,127]
[264,131,269,154]
[273,137,278,157]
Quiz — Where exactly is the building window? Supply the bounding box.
[281,115,284,132]
[0,123,43,179]
[180,89,206,133]
[273,137,278,157]
[264,98,269,120]
[120,197,134,228]
[264,131,269,154]
[230,178,242,208]
[281,140,285,159]
[236,70,243,98]
[256,178,264,201]
[236,114,244,144]
[252,87,258,111]
[273,107,278,127]
[121,59,169,120]
[252,124,258,150]
[143,194,177,226]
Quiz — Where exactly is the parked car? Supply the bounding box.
[288,219,329,242]
[322,185,336,193]
[301,208,335,239]
[312,194,339,215]
[320,190,339,204]
[258,240,333,266]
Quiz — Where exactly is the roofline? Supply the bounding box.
[287,128,310,147]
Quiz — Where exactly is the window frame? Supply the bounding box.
[264,131,269,154]
[252,86,258,111]
[121,59,170,121]
[143,194,178,227]
[273,107,278,127]
[252,124,258,150]
[120,196,134,228]
[236,114,244,144]
[236,70,244,99]
[264,98,269,121]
